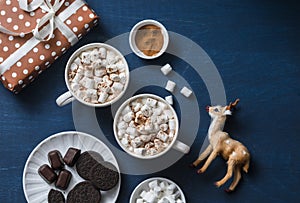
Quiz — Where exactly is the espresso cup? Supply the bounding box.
[113,93,190,159]
[56,43,130,107]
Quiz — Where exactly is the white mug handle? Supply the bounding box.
[172,140,190,154]
[56,91,75,107]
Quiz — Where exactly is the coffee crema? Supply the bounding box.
[135,24,164,56]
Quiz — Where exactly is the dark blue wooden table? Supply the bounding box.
[0,0,299,202]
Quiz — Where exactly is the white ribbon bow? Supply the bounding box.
[20,0,65,41]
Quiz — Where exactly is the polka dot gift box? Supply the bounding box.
[0,0,99,93]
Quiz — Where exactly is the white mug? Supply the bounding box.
[56,43,130,107]
[113,94,190,159]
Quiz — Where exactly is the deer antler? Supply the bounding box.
[226,99,240,110]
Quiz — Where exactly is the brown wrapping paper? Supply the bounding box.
[0,0,99,93]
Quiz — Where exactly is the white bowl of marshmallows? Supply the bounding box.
[56,43,130,107]
[130,177,186,203]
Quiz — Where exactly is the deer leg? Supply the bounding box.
[197,148,218,173]
[215,159,235,187]
[192,144,212,167]
[226,166,242,192]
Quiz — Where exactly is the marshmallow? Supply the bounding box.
[70,82,80,92]
[106,64,118,73]
[102,75,113,86]
[157,115,168,124]
[180,86,192,97]
[152,107,163,116]
[117,121,128,130]
[165,95,173,105]
[117,62,125,72]
[122,105,132,115]
[140,190,147,199]
[148,148,158,156]
[119,72,127,84]
[80,77,95,89]
[165,80,176,92]
[106,51,117,64]
[140,134,151,142]
[141,105,153,117]
[145,142,154,149]
[159,181,167,190]
[99,84,111,93]
[158,101,168,110]
[81,51,91,64]
[164,109,174,119]
[72,72,83,83]
[157,131,169,142]
[123,111,134,122]
[84,69,94,78]
[143,191,156,203]
[73,57,82,65]
[136,199,144,203]
[70,63,78,72]
[99,47,107,58]
[129,120,135,127]
[134,148,146,156]
[169,130,175,139]
[111,82,124,93]
[126,126,138,137]
[131,137,143,148]
[98,92,109,103]
[76,89,86,99]
[146,98,158,107]
[101,59,108,67]
[117,129,126,138]
[110,73,120,82]
[121,137,129,146]
[92,59,102,69]
[160,63,172,75]
[160,124,169,132]
[169,119,176,130]
[133,103,142,112]
[90,48,101,61]
[94,66,107,77]
[149,180,159,189]
[166,184,176,195]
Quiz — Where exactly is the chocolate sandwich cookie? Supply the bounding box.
[67,181,101,203]
[76,151,104,180]
[90,161,119,191]
[48,189,65,203]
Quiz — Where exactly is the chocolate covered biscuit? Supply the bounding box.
[48,150,64,170]
[55,169,72,190]
[38,164,57,184]
[63,147,81,167]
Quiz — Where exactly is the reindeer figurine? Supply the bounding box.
[191,99,250,192]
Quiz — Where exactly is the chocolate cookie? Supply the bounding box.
[76,151,104,180]
[90,161,119,191]
[67,181,101,203]
[48,189,65,203]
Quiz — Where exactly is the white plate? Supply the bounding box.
[23,131,121,203]
[130,177,186,203]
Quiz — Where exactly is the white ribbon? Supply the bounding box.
[23,0,65,41]
[0,0,86,75]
